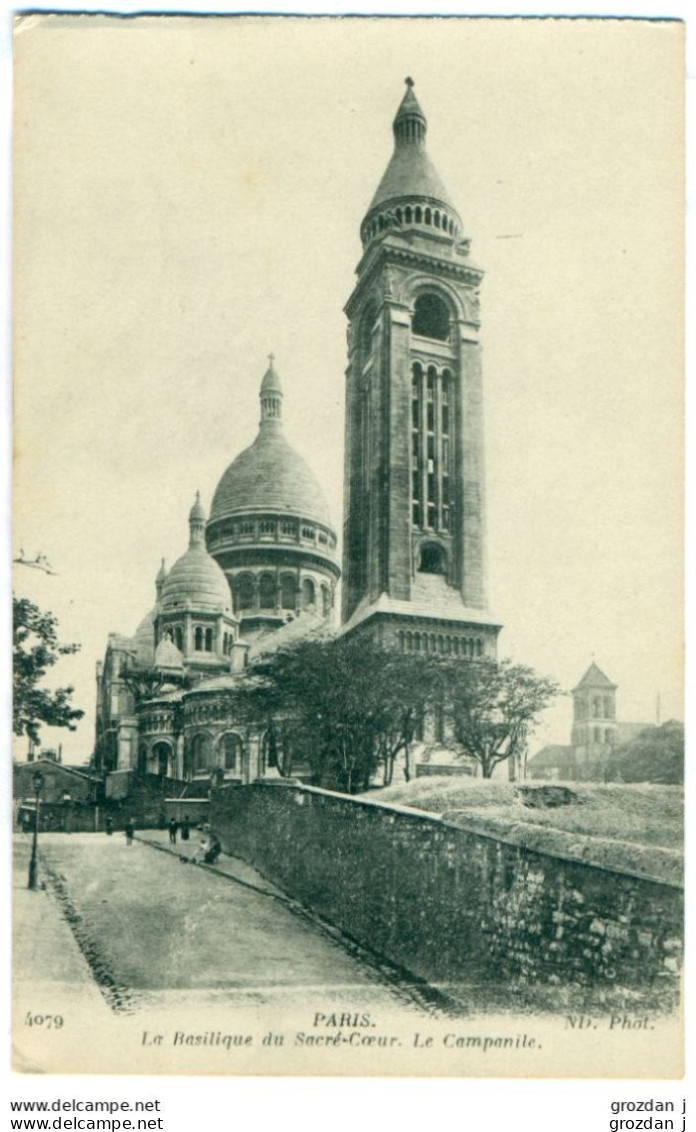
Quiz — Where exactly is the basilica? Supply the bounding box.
[93,80,501,794]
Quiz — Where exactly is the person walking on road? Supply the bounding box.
[180,816,190,842]
[106,815,114,836]
[125,817,135,845]
[168,817,178,845]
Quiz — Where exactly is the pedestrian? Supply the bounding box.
[125,817,135,845]
[204,833,222,865]
[180,816,190,842]
[168,817,178,844]
[106,815,114,836]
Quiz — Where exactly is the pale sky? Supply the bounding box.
[12,15,684,764]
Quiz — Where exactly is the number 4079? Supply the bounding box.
[25,1012,64,1029]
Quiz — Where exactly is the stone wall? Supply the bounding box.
[210,781,683,1004]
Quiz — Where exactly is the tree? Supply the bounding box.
[443,657,560,779]
[241,635,440,793]
[606,720,684,785]
[13,595,84,745]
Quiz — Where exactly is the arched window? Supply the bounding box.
[419,542,446,574]
[412,293,449,341]
[220,733,242,773]
[204,627,213,652]
[593,697,602,718]
[191,733,212,774]
[405,206,412,223]
[280,574,297,611]
[302,578,316,610]
[476,639,483,657]
[434,210,441,228]
[321,584,332,617]
[424,207,432,225]
[174,626,183,652]
[235,574,254,612]
[153,741,171,777]
[194,626,203,651]
[415,206,422,223]
[604,696,613,719]
[259,574,276,610]
[398,631,404,651]
[406,631,413,651]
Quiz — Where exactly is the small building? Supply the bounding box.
[528,662,650,782]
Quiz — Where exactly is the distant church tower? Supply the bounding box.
[571,662,618,749]
[342,80,501,657]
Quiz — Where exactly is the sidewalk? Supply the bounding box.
[12,836,108,1058]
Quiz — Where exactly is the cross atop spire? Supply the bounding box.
[268,351,275,363]
[405,76,414,88]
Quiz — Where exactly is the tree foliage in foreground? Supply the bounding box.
[13,595,84,745]
[606,720,684,785]
[245,636,437,792]
[443,657,561,779]
[233,634,560,792]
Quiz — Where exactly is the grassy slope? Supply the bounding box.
[367,779,683,850]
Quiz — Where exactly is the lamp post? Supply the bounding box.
[28,769,43,890]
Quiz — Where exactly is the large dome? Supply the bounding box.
[161,495,233,614]
[209,358,333,530]
[210,426,332,528]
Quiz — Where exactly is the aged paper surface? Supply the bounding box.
[12,15,683,1078]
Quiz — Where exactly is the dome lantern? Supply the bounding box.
[260,352,283,425]
[155,557,168,602]
[160,497,233,614]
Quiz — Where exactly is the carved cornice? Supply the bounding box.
[346,244,483,320]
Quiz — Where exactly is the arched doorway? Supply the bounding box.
[152,741,172,777]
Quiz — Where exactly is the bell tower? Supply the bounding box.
[341,80,501,657]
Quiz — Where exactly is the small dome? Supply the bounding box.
[160,544,232,613]
[133,608,156,665]
[161,496,233,614]
[154,635,184,669]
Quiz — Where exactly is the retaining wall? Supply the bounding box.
[210,781,683,1002]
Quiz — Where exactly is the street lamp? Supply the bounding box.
[27,769,43,890]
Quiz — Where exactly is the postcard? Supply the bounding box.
[11,14,684,1077]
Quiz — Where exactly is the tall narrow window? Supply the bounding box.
[194,626,203,651]
[204,627,213,652]
[280,574,297,611]
[259,574,276,610]
[411,363,422,526]
[235,574,254,612]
